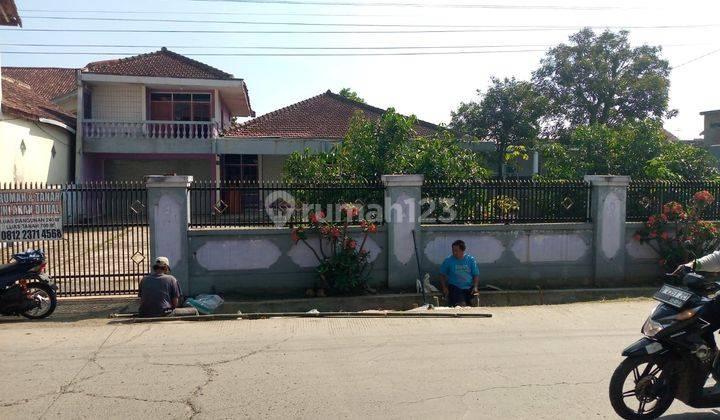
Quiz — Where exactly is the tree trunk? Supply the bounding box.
[497,147,505,180]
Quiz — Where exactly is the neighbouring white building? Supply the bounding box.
[0,76,76,184]
[0,0,76,184]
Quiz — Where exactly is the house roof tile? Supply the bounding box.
[2,76,76,129]
[83,47,235,80]
[224,90,439,139]
[0,0,21,26]
[2,67,77,101]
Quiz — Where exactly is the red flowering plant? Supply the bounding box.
[290,204,378,295]
[635,190,720,271]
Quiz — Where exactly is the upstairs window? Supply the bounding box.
[150,92,212,121]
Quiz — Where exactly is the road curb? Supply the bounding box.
[53,287,656,320]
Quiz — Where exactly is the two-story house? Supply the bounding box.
[6,48,448,185]
[76,48,254,183]
[5,49,445,184]
[6,48,255,183]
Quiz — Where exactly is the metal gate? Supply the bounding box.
[1,182,150,296]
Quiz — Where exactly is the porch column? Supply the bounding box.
[74,71,83,182]
[382,174,424,290]
[146,175,193,294]
[584,175,631,286]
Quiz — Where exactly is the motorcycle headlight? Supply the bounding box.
[642,317,664,337]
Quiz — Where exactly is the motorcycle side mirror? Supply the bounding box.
[683,272,707,289]
[666,265,693,278]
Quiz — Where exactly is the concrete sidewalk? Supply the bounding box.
[40,287,657,322]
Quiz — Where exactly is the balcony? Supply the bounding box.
[81,120,221,155]
[82,120,221,140]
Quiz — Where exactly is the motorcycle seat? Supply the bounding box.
[0,262,22,275]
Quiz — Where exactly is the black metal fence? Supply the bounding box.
[627,180,720,222]
[189,180,386,228]
[422,180,592,224]
[0,181,149,296]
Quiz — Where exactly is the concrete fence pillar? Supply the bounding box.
[382,174,424,290]
[584,175,631,286]
[146,175,193,294]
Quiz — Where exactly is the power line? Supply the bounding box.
[0,42,554,50]
[0,42,709,51]
[15,15,642,28]
[0,27,577,34]
[23,15,720,31]
[674,47,720,69]
[3,24,717,35]
[0,48,547,57]
[20,8,399,17]
[188,0,619,10]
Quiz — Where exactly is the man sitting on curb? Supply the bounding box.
[439,240,480,307]
[138,256,183,317]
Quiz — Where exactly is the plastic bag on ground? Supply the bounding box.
[185,294,224,315]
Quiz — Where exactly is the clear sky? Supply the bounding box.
[1,0,719,140]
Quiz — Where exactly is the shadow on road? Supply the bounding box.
[662,409,720,419]
[0,298,136,324]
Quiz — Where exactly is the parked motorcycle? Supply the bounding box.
[609,267,720,419]
[0,249,57,319]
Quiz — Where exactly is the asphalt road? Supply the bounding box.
[2,300,719,419]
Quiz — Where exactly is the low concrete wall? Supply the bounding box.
[421,223,595,289]
[143,174,666,299]
[625,222,662,285]
[187,227,388,296]
[184,222,662,296]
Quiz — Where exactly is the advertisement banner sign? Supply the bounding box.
[0,189,63,242]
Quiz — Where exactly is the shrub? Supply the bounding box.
[291,205,378,294]
[635,190,720,270]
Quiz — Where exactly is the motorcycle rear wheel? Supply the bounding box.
[21,282,57,319]
[609,355,676,420]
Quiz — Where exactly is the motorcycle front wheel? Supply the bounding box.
[609,354,676,420]
[21,282,57,319]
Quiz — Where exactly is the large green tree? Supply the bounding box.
[533,28,673,134]
[540,120,720,180]
[283,109,490,183]
[449,77,547,175]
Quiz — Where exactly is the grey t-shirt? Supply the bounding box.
[138,273,181,317]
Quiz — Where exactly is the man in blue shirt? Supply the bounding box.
[439,240,480,307]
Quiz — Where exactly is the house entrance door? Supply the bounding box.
[220,155,259,214]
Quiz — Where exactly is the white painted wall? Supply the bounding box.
[423,231,590,266]
[0,118,73,183]
[90,83,144,120]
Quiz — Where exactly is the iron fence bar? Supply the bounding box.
[188,180,387,229]
[626,180,720,222]
[419,179,592,225]
[0,181,149,297]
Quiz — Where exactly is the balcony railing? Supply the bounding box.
[82,120,221,140]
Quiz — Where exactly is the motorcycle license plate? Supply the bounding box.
[653,284,693,308]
